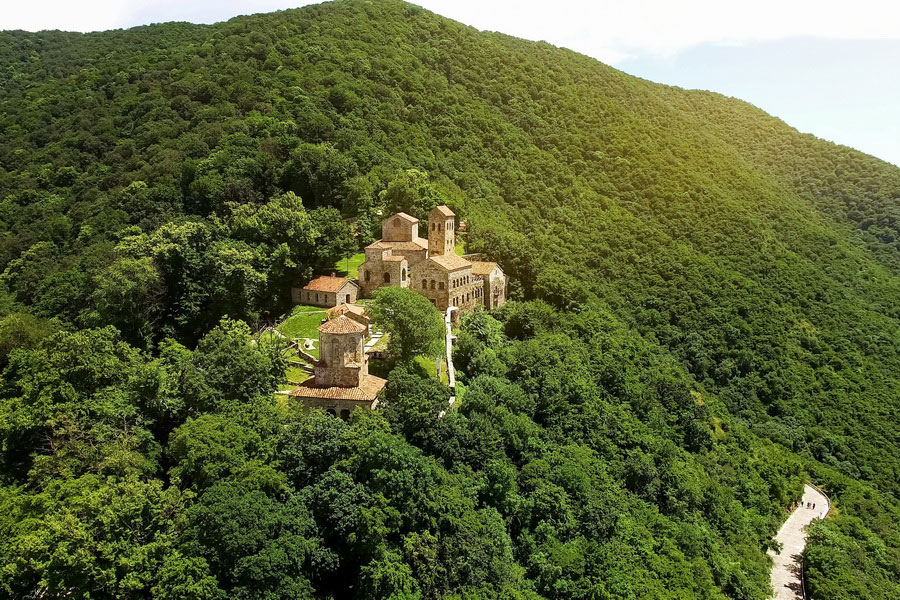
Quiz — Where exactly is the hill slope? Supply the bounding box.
[1,1,899,598]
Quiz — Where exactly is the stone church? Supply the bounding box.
[290,314,387,418]
[358,206,507,314]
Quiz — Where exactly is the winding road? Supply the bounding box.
[768,484,830,599]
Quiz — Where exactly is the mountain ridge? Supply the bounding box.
[1,1,899,598]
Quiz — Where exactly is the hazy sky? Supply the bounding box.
[4,0,899,165]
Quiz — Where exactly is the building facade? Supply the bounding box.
[357,205,508,316]
[293,275,359,307]
[290,315,386,418]
[470,261,508,309]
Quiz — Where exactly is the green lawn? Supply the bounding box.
[334,252,366,278]
[278,305,327,341]
[285,365,311,384]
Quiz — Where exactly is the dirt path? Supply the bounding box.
[768,484,830,599]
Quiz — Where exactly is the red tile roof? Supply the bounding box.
[318,314,367,334]
[327,303,368,319]
[290,374,387,402]
[303,275,354,292]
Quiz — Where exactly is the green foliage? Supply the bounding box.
[0,0,899,597]
[368,287,445,361]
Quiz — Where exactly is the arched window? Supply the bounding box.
[422,279,427,289]
[401,268,406,281]
[431,222,436,231]
[383,272,391,283]
[439,282,444,290]
[364,270,370,282]
[430,279,436,290]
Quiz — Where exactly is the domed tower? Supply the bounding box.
[314,315,368,388]
[428,205,456,256]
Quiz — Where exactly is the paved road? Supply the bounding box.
[768,485,830,599]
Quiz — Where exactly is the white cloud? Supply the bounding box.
[4,1,899,64]
[413,0,900,64]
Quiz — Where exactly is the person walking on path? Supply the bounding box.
[768,485,830,600]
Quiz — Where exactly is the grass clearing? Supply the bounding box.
[334,252,366,278]
[278,305,327,341]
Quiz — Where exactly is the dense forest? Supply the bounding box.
[1,0,900,598]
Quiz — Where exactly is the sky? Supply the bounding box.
[3,0,899,166]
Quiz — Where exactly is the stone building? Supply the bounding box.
[326,303,371,333]
[290,314,386,418]
[470,261,508,309]
[293,275,359,307]
[357,205,507,316]
[357,212,428,297]
[409,253,479,313]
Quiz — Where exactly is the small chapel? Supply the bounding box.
[357,205,507,314]
[289,314,387,418]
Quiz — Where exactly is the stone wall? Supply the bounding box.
[409,262,479,314]
[297,397,372,420]
[292,282,358,307]
[358,256,409,297]
[316,330,366,387]
[382,216,418,241]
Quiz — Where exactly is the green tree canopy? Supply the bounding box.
[368,287,445,362]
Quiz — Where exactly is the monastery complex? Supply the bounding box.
[358,206,507,313]
[290,205,508,417]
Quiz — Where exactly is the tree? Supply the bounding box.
[378,170,449,223]
[368,288,444,362]
[382,363,449,441]
[192,318,286,407]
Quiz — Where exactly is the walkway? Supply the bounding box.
[364,330,384,353]
[768,484,830,600]
[438,307,457,417]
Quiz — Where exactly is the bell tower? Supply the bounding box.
[428,205,456,256]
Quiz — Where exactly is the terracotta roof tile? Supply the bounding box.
[327,303,368,319]
[303,275,354,292]
[290,374,387,402]
[318,314,367,334]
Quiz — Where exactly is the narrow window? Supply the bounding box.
[422,279,427,289]
[383,272,391,283]
[364,270,370,282]
[431,280,436,290]
[439,282,444,290]
[401,268,406,281]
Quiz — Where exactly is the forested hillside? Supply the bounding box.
[1,1,899,598]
